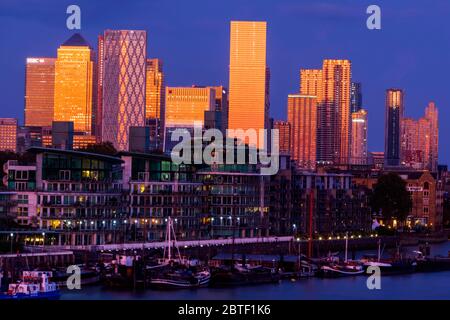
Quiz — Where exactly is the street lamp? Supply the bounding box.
[10,233,13,254]
[42,232,45,249]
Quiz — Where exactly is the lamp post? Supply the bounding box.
[10,233,13,254]
[42,232,46,250]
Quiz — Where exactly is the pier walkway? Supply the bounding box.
[33,236,295,252]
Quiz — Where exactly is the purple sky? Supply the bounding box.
[0,0,449,164]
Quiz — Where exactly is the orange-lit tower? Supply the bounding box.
[54,33,95,135]
[228,21,269,149]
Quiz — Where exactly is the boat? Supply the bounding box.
[0,271,60,300]
[317,235,364,278]
[103,255,145,289]
[50,265,101,286]
[317,262,364,278]
[146,217,211,289]
[360,240,416,275]
[210,264,280,287]
[413,250,450,273]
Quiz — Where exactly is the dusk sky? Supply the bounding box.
[1,0,449,163]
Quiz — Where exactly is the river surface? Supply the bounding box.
[61,241,450,300]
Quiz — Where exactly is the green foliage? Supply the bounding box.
[370,173,412,222]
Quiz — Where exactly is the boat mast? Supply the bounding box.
[377,239,381,262]
[344,232,348,263]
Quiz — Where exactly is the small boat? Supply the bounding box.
[0,271,60,300]
[413,250,450,272]
[210,264,280,287]
[360,240,416,275]
[148,264,211,289]
[50,265,100,286]
[147,217,211,289]
[317,262,365,278]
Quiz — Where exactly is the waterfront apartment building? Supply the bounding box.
[121,152,203,241]
[228,21,269,149]
[350,109,368,165]
[318,59,351,166]
[101,30,147,151]
[0,118,18,152]
[24,57,56,127]
[385,89,404,167]
[287,95,317,170]
[3,160,37,226]
[273,120,290,155]
[30,147,125,246]
[54,33,95,135]
[292,169,372,236]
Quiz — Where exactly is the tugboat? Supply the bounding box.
[146,217,211,289]
[0,271,60,300]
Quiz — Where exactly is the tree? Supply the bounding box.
[79,142,117,156]
[370,173,412,223]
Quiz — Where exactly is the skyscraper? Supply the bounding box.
[317,59,351,165]
[401,102,439,171]
[145,58,165,151]
[96,35,104,142]
[165,86,215,127]
[385,88,404,167]
[54,33,95,135]
[24,57,56,127]
[425,102,439,172]
[146,58,165,121]
[273,120,290,155]
[287,95,317,170]
[350,82,362,113]
[350,109,368,165]
[101,30,147,151]
[228,21,269,149]
[300,69,322,97]
[0,118,18,152]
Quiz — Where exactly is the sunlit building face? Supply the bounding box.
[300,69,322,99]
[101,30,147,151]
[288,95,317,170]
[25,58,56,127]
[228,21,268,149]
[318,59,351,165]
[146,58,165,121]
[54,34,94,135]
[165,86,215,127]
[0,118,18,152]
[350,109,368,165]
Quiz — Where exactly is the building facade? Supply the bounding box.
[385,89,404,167]
[350,109,368,165]
[273,120,290,155]
[0,118,18,152]
[24,57,56,127]
[101,30,147,151]
[287,95,317,170]
[318,59,351,166]
[228,21,269,149]
[53,33,95,135]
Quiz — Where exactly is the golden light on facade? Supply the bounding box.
[228,21,268,149]
[54,34,94,135]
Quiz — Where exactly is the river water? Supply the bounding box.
[61,241,450,300]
